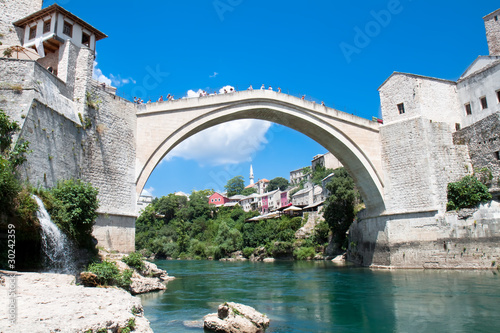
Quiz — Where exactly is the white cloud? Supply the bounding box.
[92,55,134,87]
[164,119,272,166]
[219,85,235,94]
[186,89,204,98]
[210,72,219,78]
[92,59,112,86]
[141,187,155,197]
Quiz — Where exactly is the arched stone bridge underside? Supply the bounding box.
[136,90,385,213]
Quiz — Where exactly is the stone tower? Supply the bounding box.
[250,165,254,185]
[0,0,43,46]
[484,8,500,55]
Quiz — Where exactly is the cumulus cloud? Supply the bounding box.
[186,89,204,98]
[219,85,235,94]
[92,55,134,87]
[141,187,155,197]
[164,119,272,166]
[92,59,112,86]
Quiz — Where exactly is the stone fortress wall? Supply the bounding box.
[348,8,500,268]
[0,0,138,252]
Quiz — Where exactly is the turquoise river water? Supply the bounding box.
[139,260,500,332]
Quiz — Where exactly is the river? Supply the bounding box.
[139,260,500,332]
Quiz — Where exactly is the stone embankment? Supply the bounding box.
[0,271,153,333]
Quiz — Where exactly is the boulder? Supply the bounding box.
[141,261,175,282]
[249,247,268,262]
[204,302,270,333]
[130,275,166,295]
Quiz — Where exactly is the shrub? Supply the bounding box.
[311,220,330,246]
[447,175,492,210]
[122,252,145,271]
[242,247,255,258]
[268,241,293,258]
[294,247,316,260]
[48,179,99,248]
[87,261,132,290]
[0,157,20,214]
[87,261,120,286]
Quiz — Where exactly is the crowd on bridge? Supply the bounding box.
[131,84,327,107]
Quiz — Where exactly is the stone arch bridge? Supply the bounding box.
[135,89,384,214]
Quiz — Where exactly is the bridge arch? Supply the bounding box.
[136,91,385,214]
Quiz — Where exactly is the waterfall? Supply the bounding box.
[33,195,75,274]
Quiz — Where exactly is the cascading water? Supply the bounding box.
[33,195,75,274]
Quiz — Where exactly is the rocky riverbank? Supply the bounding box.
[0,270,153,333]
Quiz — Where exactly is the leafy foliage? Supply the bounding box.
[311,165,334,186]
[241,187,257,196]
[446,175,492,210]
[323,167,357,249]
[87,260,133,289]
[267,177,290,191]
[41,179,99,249]
[293,246,316,260]
[225,176,245,197]
[122,252,145,271]
[0,109,30,215]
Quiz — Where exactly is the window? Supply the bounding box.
[465,103,472,115]
[455,123,461,131]
[495,16,498,21]
[495,151,500,161]
[63,21,73,37]
[496,90,500,103]
[43,20,51,33]
[480,96,488,110]
[397,103,405,114]
[82,32,91,47]
[29,26,37,40]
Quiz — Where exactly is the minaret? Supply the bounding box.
[250,165,254,185]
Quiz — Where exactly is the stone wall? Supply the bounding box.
[17,100,85,187]
[379,117,470,214]
[484,9,500,56]
[81,83,137,217]
[453,112,500,194]
[349,201,500,269]
[379,73,461,127]
[80,84,137,252]
[1,57,138,253]
[457,61,500,127]
[0,0,43,46]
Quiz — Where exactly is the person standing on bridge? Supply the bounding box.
[278,87,281,93]
[261,84,265,90]
[248,85,253,90]
[268,86,273,91]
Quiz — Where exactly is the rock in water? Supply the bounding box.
[204,302,270,333]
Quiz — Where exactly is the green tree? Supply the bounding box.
[323,168,356,250]
[241,187,257,196]
[267,177,290,191]
[225,176,245,196]
[154,194,187,222]
[311,165,334,186]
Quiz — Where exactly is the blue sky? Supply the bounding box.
[45,0,498,196]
